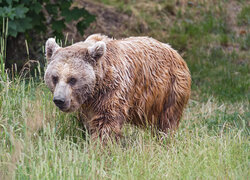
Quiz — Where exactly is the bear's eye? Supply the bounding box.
[52,76,58,85]
[68,77,77,86]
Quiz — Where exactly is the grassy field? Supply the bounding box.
[0,0,249,179]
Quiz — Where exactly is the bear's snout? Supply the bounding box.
[53,96,66,109]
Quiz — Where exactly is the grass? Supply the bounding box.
[237,5,250,26]
[0,79,249,179]
[1,0,250,179]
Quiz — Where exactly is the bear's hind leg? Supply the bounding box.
[157,92,187,134]
[157,73,190,134]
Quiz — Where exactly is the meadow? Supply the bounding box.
[0,0,249,179]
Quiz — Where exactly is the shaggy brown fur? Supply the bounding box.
[44,34,191,142]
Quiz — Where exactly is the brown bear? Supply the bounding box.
[44,34,191,142]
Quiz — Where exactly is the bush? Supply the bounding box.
[0,0,95,38]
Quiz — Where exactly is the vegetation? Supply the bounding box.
[0,0,95,69]
[0,0,249,179]
[0,0,95,38]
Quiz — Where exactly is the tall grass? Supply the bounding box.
[0,77,249,179]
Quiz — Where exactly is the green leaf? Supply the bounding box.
[59,1,71,11]
[3,6,16,19]
[8,20,18,37]
[6,0,12,5]
[52,19,65,32]
[8,28,18,37]
[17,17,32,32]
[84,13,96,24]
[62,7,95,23]
[75,9,95,35]
[8,17,32,37]
[45,4,58,15]
[31,13,46,32]
[8,20,17,30]
[29,2,42,14]
[15,5,28,18]
[76,20,93,35]
[54,31,64,40]
[62,8,82,22]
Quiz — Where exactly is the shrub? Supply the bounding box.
[0,0,95,38]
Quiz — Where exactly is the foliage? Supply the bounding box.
[0,0,95,38]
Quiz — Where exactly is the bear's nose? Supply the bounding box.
[53,96,65,108]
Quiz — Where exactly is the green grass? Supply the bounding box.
[237,5,250,26]
[1,0,250,179]
[0,79,249,179]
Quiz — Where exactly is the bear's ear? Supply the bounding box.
[45,38,60,62]
[87,41,106,61]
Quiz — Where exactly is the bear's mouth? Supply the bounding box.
[54,100,71,112]
[57,101,80,113]
[58,106,70,112]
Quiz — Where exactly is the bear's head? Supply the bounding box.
[44,38,106,112]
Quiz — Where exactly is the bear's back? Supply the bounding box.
[98,36,191,127]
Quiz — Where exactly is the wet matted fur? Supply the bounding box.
[44,34,191,142]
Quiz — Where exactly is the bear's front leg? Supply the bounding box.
[88,112,124,144]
